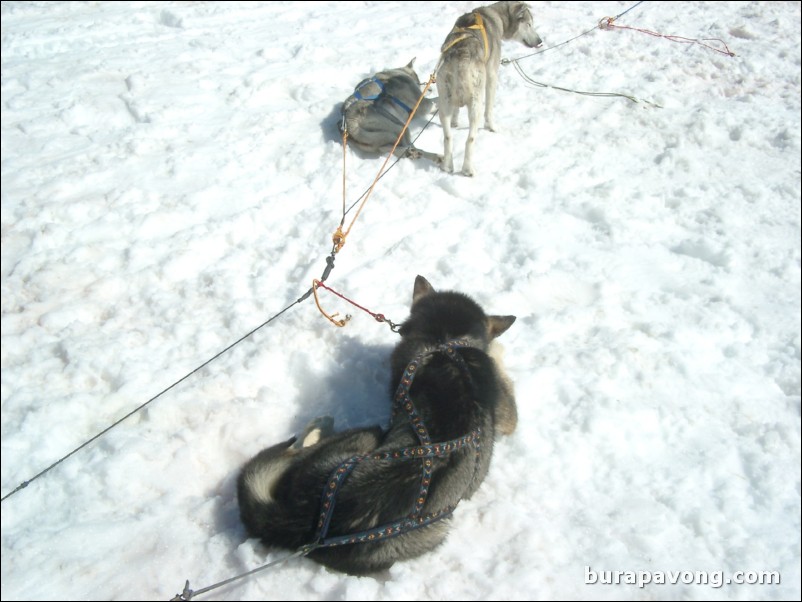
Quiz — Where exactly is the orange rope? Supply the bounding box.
[341,127,348,219]
[332,72,437,254]
[319,73,436,328]
[333,126,349,252]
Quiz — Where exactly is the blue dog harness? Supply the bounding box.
[353,76,414,115]
[303,339,483,552]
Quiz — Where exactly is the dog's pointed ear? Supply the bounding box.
[488,315,516,339]
[413,275,435,304]
[406,57,417,68]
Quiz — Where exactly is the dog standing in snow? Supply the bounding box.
[437,1,542,176]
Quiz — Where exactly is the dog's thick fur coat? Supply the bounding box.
[237,276,517,574]
[339,59,439,163]
[437,1,542,176]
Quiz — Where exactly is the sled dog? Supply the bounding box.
[437,1,542,175]
[237,276,517,574]
[339,59,440,163]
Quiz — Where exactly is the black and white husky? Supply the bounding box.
[437,1,543,176]
[237,276,517,575]
[338,59,441,163]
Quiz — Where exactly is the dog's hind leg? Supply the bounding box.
[494,375,518,435]
[419,149,444,165]
[291,416,335,449]
[439,108,455,173]
[238,425,383,541]
[461,99,482,177]
[406,146,443,165]
[393,131,440,165]
[240,421,375,507]
[484,65,499,132]
[461,67,486,177]
[489,341,518,435]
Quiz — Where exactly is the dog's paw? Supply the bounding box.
[441,158,454,173]
[293,416,335,449]
[461,165,475,177]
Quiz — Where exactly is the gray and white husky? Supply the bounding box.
[437,1,543,176]
[237,276,517,575]
[339,59,440,163]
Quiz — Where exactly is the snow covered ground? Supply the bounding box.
[1,1,800,600]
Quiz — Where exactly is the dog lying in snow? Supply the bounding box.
[238,275,517,574]
[338,59,440,164]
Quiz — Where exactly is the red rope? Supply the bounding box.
[599,17,735,57]
[314,280,399,330]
